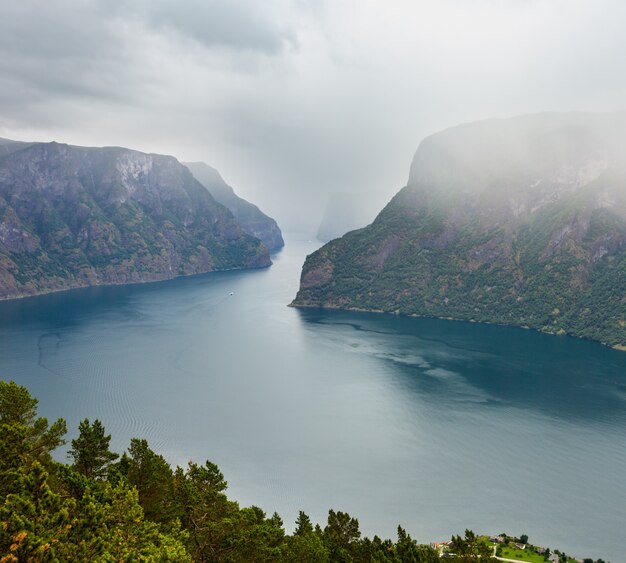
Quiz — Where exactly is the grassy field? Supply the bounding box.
[499,546,547,562]
[497,544,579,563]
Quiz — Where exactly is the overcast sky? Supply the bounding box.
[1,0,625,231]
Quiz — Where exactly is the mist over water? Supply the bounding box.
[1,236,625,561]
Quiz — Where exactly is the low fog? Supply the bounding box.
[1,0,625,234]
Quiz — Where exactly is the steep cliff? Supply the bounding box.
[0,141,271,299]
[292,113,626,348]
[185,161,284,251]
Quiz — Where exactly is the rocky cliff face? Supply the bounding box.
[292,113,626,348]
[0,142,271,299]
[184,161,284,251]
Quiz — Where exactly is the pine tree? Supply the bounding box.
[68,419,118,479]
[0,381,66,465]
[294,511,314,536]
[323,509,361,562]
[0,461,103,561]
[126,438,173,521]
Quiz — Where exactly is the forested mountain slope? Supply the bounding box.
[293,113,626,348]
[0,141,270,299]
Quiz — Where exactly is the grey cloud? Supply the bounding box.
[113,0,297,54]
[1,0,626,236]
[0,2,142,109]
[0,0,294,116]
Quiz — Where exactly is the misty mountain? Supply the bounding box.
[184,161,284,251]
[316,192,379,242]
[0,141,270,299]
[292,112,626,348]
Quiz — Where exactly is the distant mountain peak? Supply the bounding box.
[184,161,284,252]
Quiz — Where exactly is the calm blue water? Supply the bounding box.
[1,236,625,561]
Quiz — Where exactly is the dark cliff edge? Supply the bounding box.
[0,141,271,300]
[292,112,626,349]
[184,161,284,252]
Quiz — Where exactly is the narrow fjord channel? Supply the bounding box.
[1,235,625,561]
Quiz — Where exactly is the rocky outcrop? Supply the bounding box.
[292,112,626,348]
[185,161,284,251]
[0,141,271,299]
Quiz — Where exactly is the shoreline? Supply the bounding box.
[289,301,625,351]
[0,261,272,303]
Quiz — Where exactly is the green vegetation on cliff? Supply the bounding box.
[0,142,271,300]
[293,113,626,348]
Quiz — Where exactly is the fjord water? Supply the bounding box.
[1,237,625,561]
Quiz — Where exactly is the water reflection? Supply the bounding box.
[296,309,626,425]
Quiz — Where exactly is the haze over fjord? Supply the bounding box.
[1,0,625,232]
